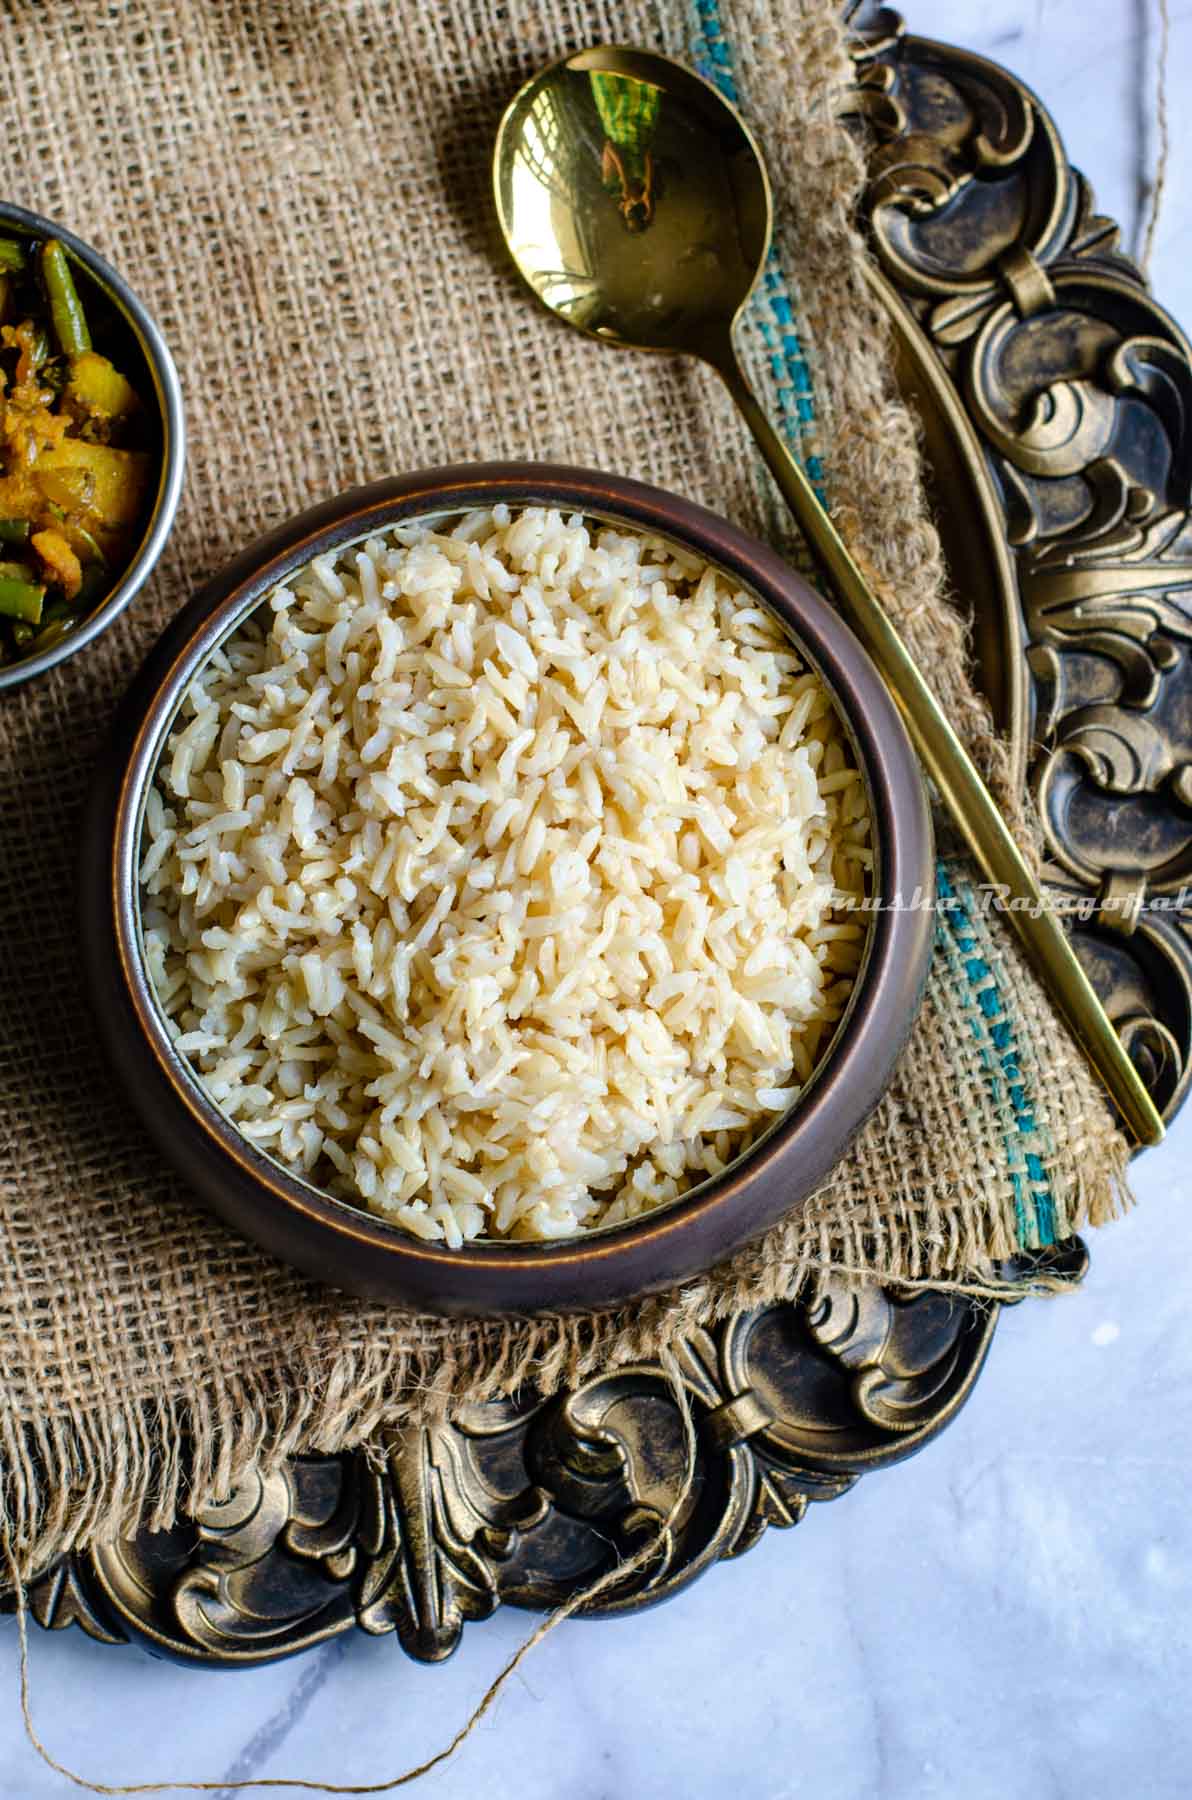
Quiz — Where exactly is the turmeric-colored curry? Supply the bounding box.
[0,235,152,667]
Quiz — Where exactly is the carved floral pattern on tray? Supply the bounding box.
[11,13,1188,1665]
[850,7,1192,1116]
[26,1281,999,1663]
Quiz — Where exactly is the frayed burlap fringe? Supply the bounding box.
[1,1228,1131,1589]
[2,940,1130,1581]
[0,0,1131,1592]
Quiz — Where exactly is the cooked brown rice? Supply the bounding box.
[139,507,871,1245]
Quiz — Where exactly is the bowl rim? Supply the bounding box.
[83,463,934,1314]
[0,199,186,692]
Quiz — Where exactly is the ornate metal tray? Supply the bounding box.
[16,14,1191,1666]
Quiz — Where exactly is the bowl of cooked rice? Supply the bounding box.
[81,464,933,1314]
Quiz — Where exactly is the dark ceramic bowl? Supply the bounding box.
[80,464,933,1315]
[0,200,185,691]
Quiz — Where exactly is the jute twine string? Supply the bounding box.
[1139,0,1172,273]
[10,1363,698,1793]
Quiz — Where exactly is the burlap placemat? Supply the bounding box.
[0,0,1129,1579]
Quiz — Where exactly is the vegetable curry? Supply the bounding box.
[0,234,152,667]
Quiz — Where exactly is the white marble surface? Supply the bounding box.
[4,3,1192,1794]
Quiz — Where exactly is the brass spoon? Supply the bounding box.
[493,44,1163,1146]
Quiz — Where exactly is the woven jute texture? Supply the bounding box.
[0,0,1129,1576]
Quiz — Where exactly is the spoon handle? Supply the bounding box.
[711,344,1163,1148]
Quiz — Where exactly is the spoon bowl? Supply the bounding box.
[494,47,768,359]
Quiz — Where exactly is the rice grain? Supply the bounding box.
[140,508,870,1246]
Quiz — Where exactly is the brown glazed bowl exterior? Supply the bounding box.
[80,464,934,1316]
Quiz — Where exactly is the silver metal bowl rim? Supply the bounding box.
[0,199,186,692]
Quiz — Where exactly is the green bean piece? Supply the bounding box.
[0,519,31,546]
[10,621,34,648]
[44,503,106,570]
[40,239,91,358]
[40,578,100,625]
[39,591,73,625]
[73,525,107,568]
[74,564,110,610]
[30,615,75,652]
[0,237,27,273]
[0,577,46,623]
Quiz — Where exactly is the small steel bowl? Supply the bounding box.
[0,201,185,691]
[81,465,933,1315]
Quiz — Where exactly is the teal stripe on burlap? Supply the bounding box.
[685,0,1057,1248]
[934,865,1058,1248]
[687,0,827,496]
